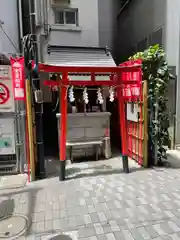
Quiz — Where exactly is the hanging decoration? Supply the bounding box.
[109,87,115,102]
[97,88,104,104]
[83,87,89,104]
[68,86,75,102]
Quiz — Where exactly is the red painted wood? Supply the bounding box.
[39,60,143,166]
[60,72,68,162]
[67,81,115,86]
[139,85,143,165]
[39,64,142,75]
[118,89,128,156]
[44,80,115,86]
[39,64,120,73]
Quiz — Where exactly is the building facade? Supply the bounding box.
[0,0,26,173]
[0,0,21,56]
[116,0,180,147]
[24,0,120,102]
[31,0,120,61]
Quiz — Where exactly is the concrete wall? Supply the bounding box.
[116,0,180,146]
[48,0,99,47]
[98,0,120,60]
[0,0,19,54]
[165,0,180,69]
[116,0,166,62]
[165,0,180,144]
[41,0,119,102]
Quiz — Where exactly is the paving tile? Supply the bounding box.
[94,223,104,235]
[130,228,146,240]
[5,158,180,239]
[121,229,134,240]
[106,233,116,240]
[44,220,53,230]
[78,226,96,238]
[168,233,180,240]
[97,234,107,240]
[90,213,100,223]
[145,225,159,238]
[137,226,151,239]
[109,220,120,232]
[102,222,112,234]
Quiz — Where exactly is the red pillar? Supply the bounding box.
[59,71,68,181]
[118,81,129,173]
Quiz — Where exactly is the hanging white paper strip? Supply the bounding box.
[97,88,104,104]
[109,87,115,102]
[69,86,75,102]
[83,87,89,104]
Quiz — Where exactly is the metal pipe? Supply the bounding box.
[26,79,35,181]
[16,0,27,173]
[29,0,45,179]
[16,0,23,52]
[14,105,21,172]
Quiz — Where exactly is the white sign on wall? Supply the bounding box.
[0,117,15,155]
[0,65,15,112]
[126,103,139,122]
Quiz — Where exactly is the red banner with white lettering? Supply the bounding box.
[10,57,25,100]
[119,59,142,101]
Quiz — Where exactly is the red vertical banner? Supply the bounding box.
[119,59,142,102]
[10,57,25,101]
[119,59,144,166]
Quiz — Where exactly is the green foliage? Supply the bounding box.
[129,44,172,165]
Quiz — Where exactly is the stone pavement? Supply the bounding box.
[2,157,180,239]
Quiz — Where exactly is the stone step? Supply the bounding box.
[166,150,180,168]
[0,174,28,189]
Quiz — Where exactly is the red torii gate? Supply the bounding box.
[38,62,142,181]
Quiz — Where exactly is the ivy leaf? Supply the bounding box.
[157,69,165,76]
[129,44,170,166]
[155,78,165,84]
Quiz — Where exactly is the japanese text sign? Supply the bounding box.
[10,57,25,100]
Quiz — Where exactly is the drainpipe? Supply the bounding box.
[16,0,27,174]
[16,0,23,52]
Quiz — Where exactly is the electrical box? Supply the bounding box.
[0,66,15,112]
[0,117,16,155]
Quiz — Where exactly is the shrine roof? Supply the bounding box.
[44,46,116,68]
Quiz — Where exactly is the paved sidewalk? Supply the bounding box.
[1,158,180,239]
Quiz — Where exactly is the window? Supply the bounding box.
[55,9,78,25]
